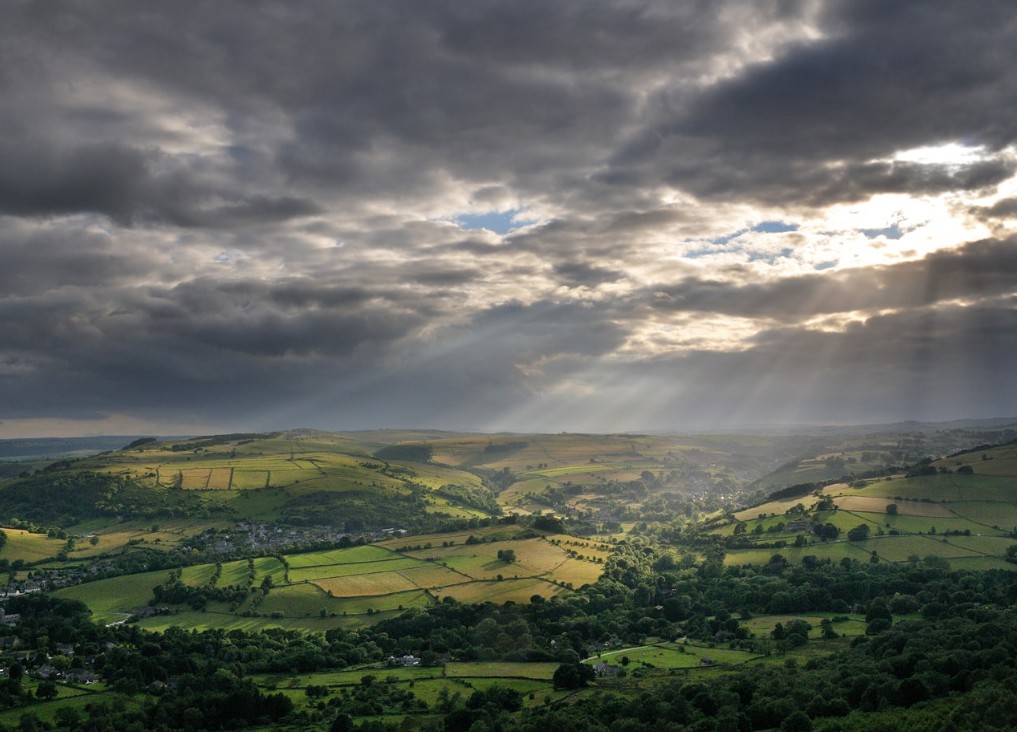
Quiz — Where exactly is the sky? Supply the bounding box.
[2,0,1017,438]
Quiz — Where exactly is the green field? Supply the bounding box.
[739,614,868,639]
[134,609,392,633]
[285,545,399,568]
[725,542,872,566]
[437,577,566,603]
[180,563,218,586]
[0,528,66,563]
[289,557,424,583]
[592,642,761,670]
[443,662,558,680]
[722,445,1017,567]
[0,689,126,728]
[55,569,176,624]
[250,661,568,721]
[55,524,603,633]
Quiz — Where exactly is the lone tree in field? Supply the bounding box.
[886,503,898,516]
[496,548,516,563]
[847,524,870,542]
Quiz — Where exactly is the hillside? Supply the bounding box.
[708,438,1017,570]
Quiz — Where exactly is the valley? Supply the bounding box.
[0,423,1015,729]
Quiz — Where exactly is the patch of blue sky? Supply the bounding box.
[683,245,720,259]
[709,230,746,246]
[708,220,799,246]
[752,220,799,234]
[454,208,537,235]
[748,247,794,264]
[860,223,903,240]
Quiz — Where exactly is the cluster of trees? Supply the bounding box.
[0,471,221,526]
[434,484,501,514]
[150,569,252,611]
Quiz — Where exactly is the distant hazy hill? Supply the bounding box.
[0,436,156,460]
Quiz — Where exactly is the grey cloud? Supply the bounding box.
[644,237,1017,321]
[1,1,1016,432]
[0,140,320,228]
[976,198,1017,220]
[0,224,155,295]
[607,0,1017,206]
[0,142,154,223]
[408,268,486,287]
[553,262,624,288]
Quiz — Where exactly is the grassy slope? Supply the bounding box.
[55,527,607,632]
[719,440,1017,567]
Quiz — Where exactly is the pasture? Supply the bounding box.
[723,449,1017,568]
[133,609,389,633]
[588,641,761,670]
[443,662,558,680]
[250,660,571,721]
[56,525,603,633]
[285,545,396,568]
[54,568,175,624]
[66,517,226,557]
[289,557,424,583]
[834,495,954,517]
[0,528,65,563]
[436,577,566,603]
[376,524,526,550]
[0,689,124,728]
[739,614,867,639]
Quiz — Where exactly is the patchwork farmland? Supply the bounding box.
[713,441,1017,569]
[55,527,610,631]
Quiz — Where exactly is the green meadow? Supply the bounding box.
[55,569,175,624]
[718,443,1017,567]
[53,527,607,633]
[0,528,66,564]
[587,642,760,670]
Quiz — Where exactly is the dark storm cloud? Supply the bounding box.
[1,0,1015,433]
[0,140,320,227]
[611,0,1017,205]
[0,223,153,295]
[0,278,437,423]
[0,0,816,214]
[553,262,624,288]
[976,198,1017,220]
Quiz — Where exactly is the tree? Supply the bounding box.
[496,548,516,563]
[35,681,57,701]
[781,710,813,732]
[533,514,565,533]
[54,708,82,728]
[552,663,595,690]
[886,503,898,516]
[331,713,354,732]
[847,524,870,542]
